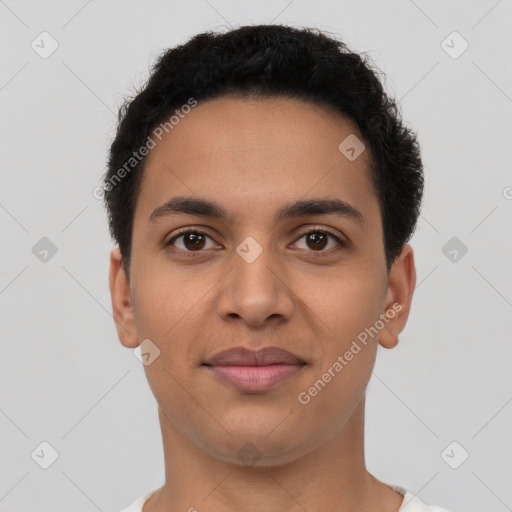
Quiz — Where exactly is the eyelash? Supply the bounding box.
[164,227,347,258]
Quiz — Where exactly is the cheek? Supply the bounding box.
[300,266,385,343]
[298,269,383,399]
[130,262,219,390]
[130,257,204,340]
[294,346,376,447]
[295,276,381,434]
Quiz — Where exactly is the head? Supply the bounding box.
[105,25,421,466]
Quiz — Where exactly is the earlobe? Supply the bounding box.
[378,243,417,350]
[109,246,139,348]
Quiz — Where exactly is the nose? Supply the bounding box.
[215,244,294,328]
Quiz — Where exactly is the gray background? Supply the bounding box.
[1,1,511,511]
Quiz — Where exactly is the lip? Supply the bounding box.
[204,346,305,366]
[202,346,306,392]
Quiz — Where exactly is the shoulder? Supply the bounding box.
[117,488,159,512]
[390,485,454,512]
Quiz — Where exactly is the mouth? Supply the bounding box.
[202,363,306,392]
[202,346,307,392]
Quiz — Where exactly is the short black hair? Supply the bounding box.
[103,24,423,276]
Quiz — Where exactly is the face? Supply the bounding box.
[109,97,416,466]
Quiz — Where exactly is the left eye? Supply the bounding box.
[293,230,345,252]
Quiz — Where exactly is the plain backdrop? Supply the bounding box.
[1,1,511,511]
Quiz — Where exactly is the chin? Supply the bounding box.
[212,437,307,468]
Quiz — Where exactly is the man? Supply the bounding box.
[104,24,452,512]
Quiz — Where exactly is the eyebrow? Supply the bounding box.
[149,196,364,226]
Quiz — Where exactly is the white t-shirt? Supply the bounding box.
[118,484,453,511]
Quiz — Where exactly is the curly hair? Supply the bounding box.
[103,24,424,275]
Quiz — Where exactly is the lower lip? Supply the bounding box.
[204,364,305,392]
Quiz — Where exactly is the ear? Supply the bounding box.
[379,243,417,349]
[109,246,139,348]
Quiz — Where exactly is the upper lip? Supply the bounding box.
[203,346,306,366]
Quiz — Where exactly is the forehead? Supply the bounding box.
[135,97,380,229]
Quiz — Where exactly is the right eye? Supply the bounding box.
[165,229,221,253]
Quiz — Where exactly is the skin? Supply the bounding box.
[109,97,416,512]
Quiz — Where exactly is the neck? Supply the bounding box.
[144,396,403,512]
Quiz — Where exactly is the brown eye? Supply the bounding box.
[305,232,328,250]
[293,229,346,254]
[166,230,218,252]
[182,232,206,250]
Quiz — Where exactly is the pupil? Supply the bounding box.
[308,232,327,250]
[185,233,205,250]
